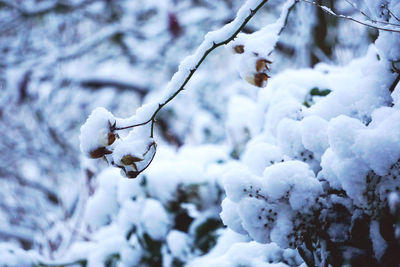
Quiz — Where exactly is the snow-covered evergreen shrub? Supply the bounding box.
[222,43,400,265]
[220,1,400,263]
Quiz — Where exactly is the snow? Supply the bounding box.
[277,119,304,159]
[222,160,321,248]
[166,230,190,261]
[34,142,228,265]
[264,100,304,135]
[300,116,329,158]
[327,115,365,158]
[120,242,143,267]
[84,168,120,230]
[115,103,158,129]
[141,199,170,241]
[307,46,393,121]
[220,198,247,235]
[117,199,141,236]
[219,20,400,261]
[370,220,387,260]
[117,178,144,204]
[226,95,261,152]
[354,109,400,176]
[376,31,400,61]
[0,243,36,266]
[242,142,284,176]
[229,0,296,88]
[86,237,125,267]
[80,107,116,157]
[189,240,301,267]
[263,161,322,210]
[223,166,257,203]
[374,1,400,61]
[145,144,226,205]
[146,157,205,204]
[389,192,400,214]
[112,133,155,173]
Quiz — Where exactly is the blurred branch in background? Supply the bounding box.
[0,0,96,17]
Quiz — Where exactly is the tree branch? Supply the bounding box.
[389,74,400,93]
[37,258,87,267]
[0,0,97,17]
[78,78,148,96]
[0,170,59,204]
[343,0,400,27]
[0,227,34,249]
[301,0,400,33]
[387,8,400,23]
[115,0,274,136]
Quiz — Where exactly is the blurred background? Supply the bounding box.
[0,0,376,264]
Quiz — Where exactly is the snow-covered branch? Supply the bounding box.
[113,0,273,135]
[112,0,297,134]
[343,0,400,27]
[301,0,400,33]
[79,0,300,180]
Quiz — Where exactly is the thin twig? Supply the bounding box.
[115,120,152,131]
[301,0,400,33]
[343,0,400,27]
[38,258,87,267]
[78,78,148,97]
[389,74,400,93]
[387,7,400,22]
[133,142,157,177]
[267,0,298,57]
